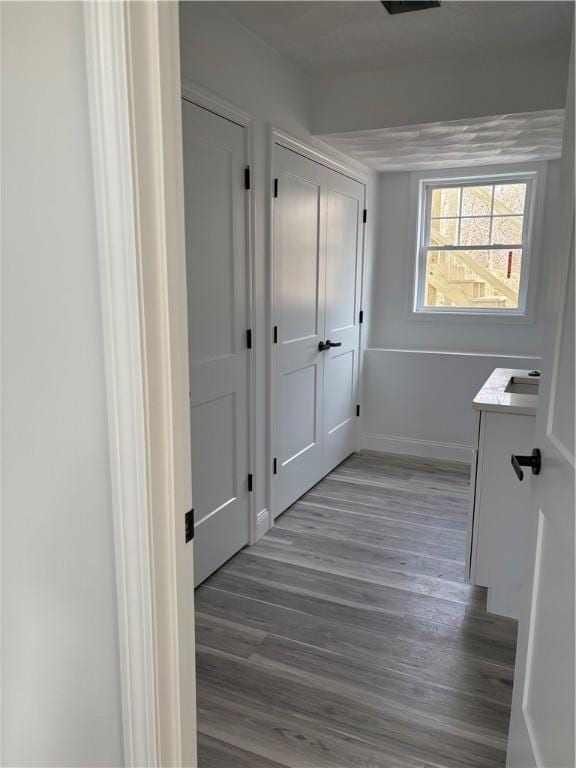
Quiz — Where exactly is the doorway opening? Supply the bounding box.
[175,3,574,767]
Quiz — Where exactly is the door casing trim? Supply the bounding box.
[84,2,196,764]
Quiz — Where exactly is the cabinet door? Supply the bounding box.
[465,411,481,580]
[473,411,535,618]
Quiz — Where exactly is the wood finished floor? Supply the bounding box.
[195,451,518,768]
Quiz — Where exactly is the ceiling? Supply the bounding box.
[318,109,565,171]
[220,1,573,79]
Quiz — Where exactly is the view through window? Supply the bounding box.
[417,178,532,312]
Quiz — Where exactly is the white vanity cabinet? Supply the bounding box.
[466,368,538,620]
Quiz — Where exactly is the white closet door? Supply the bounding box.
[272,146,326,515]
[182,100,250,586]
[322,175,364,475]
[272,144,365,516]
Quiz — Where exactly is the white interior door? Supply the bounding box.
[322,175,364,475]
[506,63,574,767]
[272,146,326,515]
[272,144,365,516]
[182,99,250,586]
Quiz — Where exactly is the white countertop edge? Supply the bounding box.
[473,367,539,416]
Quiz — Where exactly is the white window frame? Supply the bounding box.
[412,166,543,319]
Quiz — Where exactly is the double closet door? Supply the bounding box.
[272,145,365,515]
[182,99,250,586]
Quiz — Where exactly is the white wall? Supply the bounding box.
[311,44,570,135]
[362,160,560,461]
[2,3,124,765]
[179,2,373,522]
[362,350,540,462]
[178,1,564,470]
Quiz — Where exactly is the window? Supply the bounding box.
[414,173,536,315]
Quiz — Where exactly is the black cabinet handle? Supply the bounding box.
[511,448,542,482]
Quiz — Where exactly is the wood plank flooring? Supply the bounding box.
[195,451,518,768]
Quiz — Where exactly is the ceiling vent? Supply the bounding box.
[382,1,441,14]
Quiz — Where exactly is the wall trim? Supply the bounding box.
[366,347,542,360]
[255,509,272,541]
[181,78,252,127]
[271,126,369,184]
[363,433,473,464]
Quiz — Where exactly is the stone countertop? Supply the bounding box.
[473,367,539,416]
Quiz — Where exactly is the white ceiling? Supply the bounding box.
[318,109,565,171]
[220,1,573,79]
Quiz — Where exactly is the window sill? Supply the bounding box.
[409,308,535,325]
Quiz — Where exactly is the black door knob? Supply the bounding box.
[511,448,542,482]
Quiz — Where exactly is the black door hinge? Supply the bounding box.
[273,178,279,198]
[273,325,278,344]
[359,310,364,324]
[185,509,194,543]
[244,166,251,190]
[247,328,252,349]
[363,209,367,223]
[356,404,361,417]
[248,473,253,492]
[273,457,278,475]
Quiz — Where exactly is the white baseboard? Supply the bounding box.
[254,508,271,542]
[363,433,473,464]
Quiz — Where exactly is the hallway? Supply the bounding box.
[194,452,518,768]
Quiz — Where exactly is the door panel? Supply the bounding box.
[507,234,575,768]
[325,349,355,433]
[506,57,574,768]
[322,180,364,475]
[281,364,318,462]
[273,146,326,515]
[325,191,360,333]
[191,393,236,517]
[182,99,249,586]
[272,144,365,514]
[186,143,236,364]
[551,252,575,455]
[281,174,322,343]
